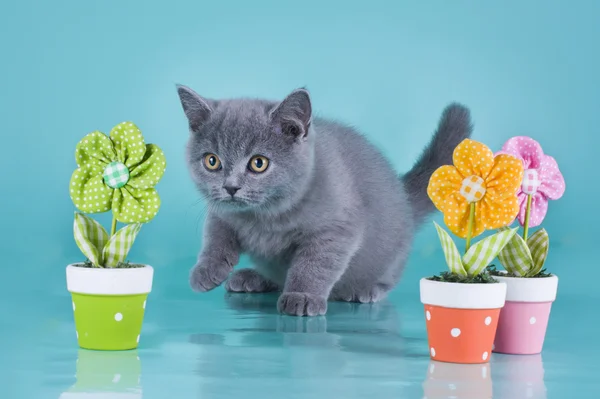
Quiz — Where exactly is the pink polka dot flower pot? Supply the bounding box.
[493,135,565,356]
[492,273,558,355]
[66,264,153,351]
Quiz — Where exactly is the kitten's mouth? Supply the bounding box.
[219,196,252,207]
[224,197,242,204]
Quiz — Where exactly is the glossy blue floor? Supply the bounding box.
[4,246,599,398]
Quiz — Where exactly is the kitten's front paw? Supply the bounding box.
[189,261,231,292]
[225,268,279,293]
[277,292,327,316]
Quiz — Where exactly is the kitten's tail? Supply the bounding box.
[402,103,473,225]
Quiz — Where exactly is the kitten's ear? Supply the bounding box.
[176,84,213,131]
[269,88,312,139]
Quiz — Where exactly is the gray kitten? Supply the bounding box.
[177,85,472,316]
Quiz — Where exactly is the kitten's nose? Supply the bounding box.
[224,186,241,197]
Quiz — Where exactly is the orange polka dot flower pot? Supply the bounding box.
[66,122,165,350]
[422,138,524,364]
[420,278,506,364]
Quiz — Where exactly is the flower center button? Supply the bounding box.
[521,169,541,195]
[103,161,130,189]
[459,175,486,203]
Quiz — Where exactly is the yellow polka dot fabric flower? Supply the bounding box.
[69,122,166,224]
[427,139,524,240]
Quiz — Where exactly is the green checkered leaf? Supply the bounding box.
[463,228,518,276]
[527,228,550,276]
[102,223,142,267]
[498,232,533,276]
[73,213,109,267]
[433,222,467,276]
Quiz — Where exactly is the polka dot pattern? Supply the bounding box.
[499,136,544,170]
[516,192,548,228]
[69,121,166,223]
[427,165,462,213]
[70,165,114,213]
[71,292,148,350]
[424,304,501,363]
[484,154,524,200]
[112,186,161,223]
[428,139,524,239]
[442,192,480,238]
[74,131,117,169]
[482,154,524,229]
[452,139,495,180]
[537,155,566,200]
[493,301,552,354]
[110,122,147,168]
[497,136,565,228]
[127,144,167,190]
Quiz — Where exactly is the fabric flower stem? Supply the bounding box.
[465,203,476,253]
[111,214,118,237]
[523,194,533,240]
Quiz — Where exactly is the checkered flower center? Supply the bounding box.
[103,161,130,189]
[521,169,541,195]
[459,175,486,203]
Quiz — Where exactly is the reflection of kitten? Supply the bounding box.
[177,85,471,316]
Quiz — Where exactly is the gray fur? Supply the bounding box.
[177,85,472,316]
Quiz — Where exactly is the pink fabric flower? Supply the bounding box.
[496,136,565,227]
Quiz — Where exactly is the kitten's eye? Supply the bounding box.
[248,155,269,173]
[203,153,221,171]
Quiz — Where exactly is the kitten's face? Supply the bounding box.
[178,86,314,214]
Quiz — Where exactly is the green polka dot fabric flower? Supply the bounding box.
[69,122,166,223]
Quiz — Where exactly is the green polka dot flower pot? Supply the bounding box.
[66,264,153,351]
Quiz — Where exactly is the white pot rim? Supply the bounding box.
[420,277,507,309]
[492,272,558,302]
[66,264,154,295]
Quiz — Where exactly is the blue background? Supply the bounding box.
[1,1,599,398]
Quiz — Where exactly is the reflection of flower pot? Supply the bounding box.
[422,360,492,399]
[493,275,558,355]
[59,349,142,398]
[66,264,153,350]
[420,278,506,364]
[492,353,546,398]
